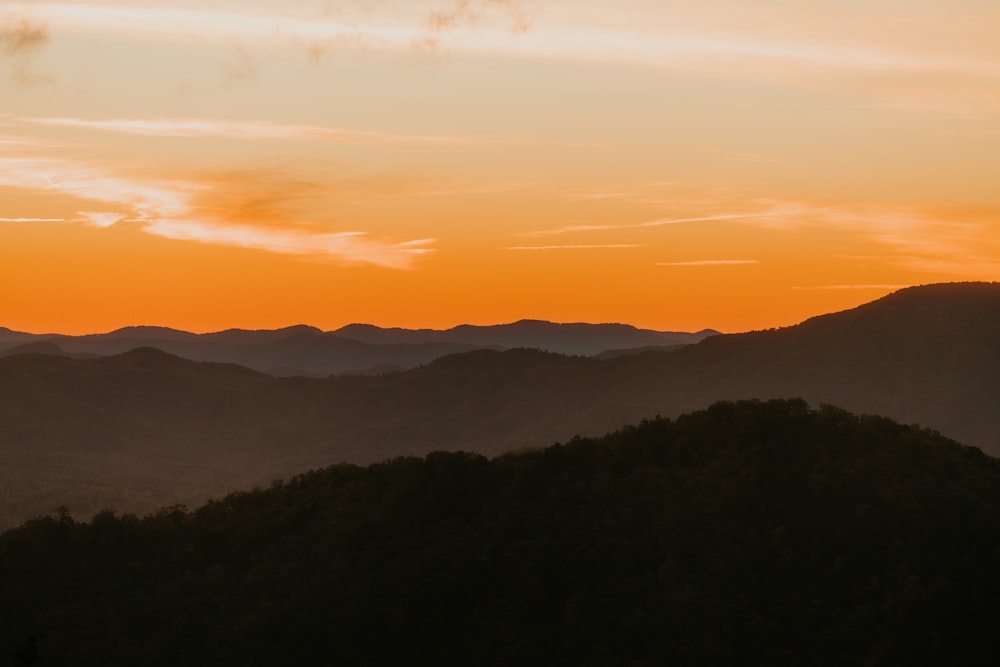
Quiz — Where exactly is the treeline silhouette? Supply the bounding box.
[3,399,1000,665]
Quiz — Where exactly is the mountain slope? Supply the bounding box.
[3,401,1000,665]
[620,282,1000,452]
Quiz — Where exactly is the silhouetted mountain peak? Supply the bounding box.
[335,319,715,355]
[214,324,322,335]
[277,324,325,336]
[336,323,385,335]
[781,282,1000,344]
[102,326,197,341]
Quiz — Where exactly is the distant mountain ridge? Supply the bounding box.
[334,319,718,355]
[0,281,998,530]
[0,320,718,376]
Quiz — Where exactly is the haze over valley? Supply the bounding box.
[1,282,997,532]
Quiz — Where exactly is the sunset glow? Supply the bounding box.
[3,0,999,334]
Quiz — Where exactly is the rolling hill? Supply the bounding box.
[0,281,997,529]
[3,400,1000,665]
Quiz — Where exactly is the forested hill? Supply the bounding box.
[4,400,1000,666]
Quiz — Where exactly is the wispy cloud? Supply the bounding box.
[427,0,530,34]
[500,243,644,250]
[76,211,125,228]
[1,2,519,58]
[0,217,65,223]
[145,219,433,269]
[419,0,531,52]
[10,2,1000,84]
[519,194,1000,276]
[520,213,773,238]
[23,117,482,144]
[558,197,998,276]
[738,200,1000,276]
[0,157,435,268]
[0,16,46,53]
[656,260,759,266]
[0,14,50,85]
[5,1,998,117]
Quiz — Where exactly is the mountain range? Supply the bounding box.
[0,321,718,376]
[0,281,997,529]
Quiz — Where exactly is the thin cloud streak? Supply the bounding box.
[0,217,65,223]
[520,213,775,237]
[24,117,484,144]
[657,260,759,266]
[0,157,435,268]
[500,244,644,250]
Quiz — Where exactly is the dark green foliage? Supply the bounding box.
[3,399,1000,665]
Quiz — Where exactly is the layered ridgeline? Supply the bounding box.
[0,282,998,528]
[0,320,716,376]
[3,401,1000,665]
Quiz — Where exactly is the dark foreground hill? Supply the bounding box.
[3,400,1000,666]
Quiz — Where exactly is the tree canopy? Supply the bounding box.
[3,399,1000,665]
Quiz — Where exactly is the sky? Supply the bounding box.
[2,0,999,334]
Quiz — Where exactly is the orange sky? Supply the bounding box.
[2,0,999,334]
